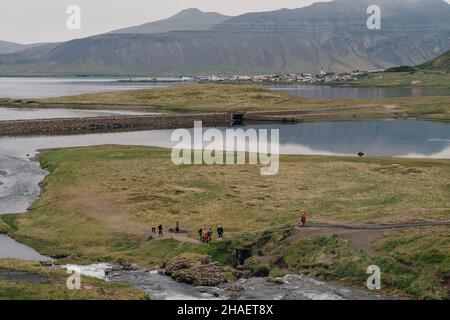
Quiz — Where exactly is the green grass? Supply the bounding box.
[0,220,7,234]
[284,237,444,299]
[0,259,147,300]
[376,228,450,273]
[40,83,307,113]
[246,230,448,299]
[3,145,450,299]
[7,147,449,261]
[417,50,450,71]
[1,214,19,232]
[350,71,450,87]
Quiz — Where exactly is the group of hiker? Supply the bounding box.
[150,221,225,243]
[198,225,224,243]
[150,212,307,241]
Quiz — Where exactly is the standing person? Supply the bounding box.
[151,222,157,235]
[203,230,210,244]
[198,228,203,242]
[207,228,213,242]
[158,224,164,237]
[175,221,180,233]
[217,225,224,239]
[301,212,308,227]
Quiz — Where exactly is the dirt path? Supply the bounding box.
[148,221,450,250]
[308,221,450,230]
[148,231,201,244]
[166,232,200,244]
[292,221,450,253]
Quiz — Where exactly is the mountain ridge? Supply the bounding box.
[0,40,36,55]
[110,8,230,34]
[0,0,449,76]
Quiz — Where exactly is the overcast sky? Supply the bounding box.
[2,0,450,44]
[0,0,332,44]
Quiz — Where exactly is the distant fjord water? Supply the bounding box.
[0,77,449,100]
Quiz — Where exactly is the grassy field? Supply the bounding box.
[1,83,449,122]
[245,227,450,299]
[29,84,307,112]
[1,145,449,298]
[0,259,147,300]
[349,71,450,87]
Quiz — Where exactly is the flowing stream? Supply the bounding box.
[64,264,387,300]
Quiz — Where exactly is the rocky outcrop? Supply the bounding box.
[161,253,243,286]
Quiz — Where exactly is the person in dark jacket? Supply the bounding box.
[198,228,203,242]
[217,225,224,239]
[158,224,164,237]
[207,228,213,242]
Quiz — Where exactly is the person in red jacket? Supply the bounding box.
[301,212,308,227]
[203,230,210,244]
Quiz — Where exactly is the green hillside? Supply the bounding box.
[418,49,450,71]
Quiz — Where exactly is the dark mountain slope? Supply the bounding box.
[0,0,449,76]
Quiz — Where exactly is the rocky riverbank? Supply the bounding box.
[61,259,386,300]
[103,262,387,300]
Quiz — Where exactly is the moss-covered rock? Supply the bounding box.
[243,257,271,277]
[161,253,243,286]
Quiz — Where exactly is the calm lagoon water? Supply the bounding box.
[0,77,448,100]
[1,120,449,160]
[0,77,175,99]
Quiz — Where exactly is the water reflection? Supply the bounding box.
[1,120,449,159]
[267,120,450,158]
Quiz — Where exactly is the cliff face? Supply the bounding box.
[1,0,449,75]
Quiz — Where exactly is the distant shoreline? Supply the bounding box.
[1,74,449,89]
